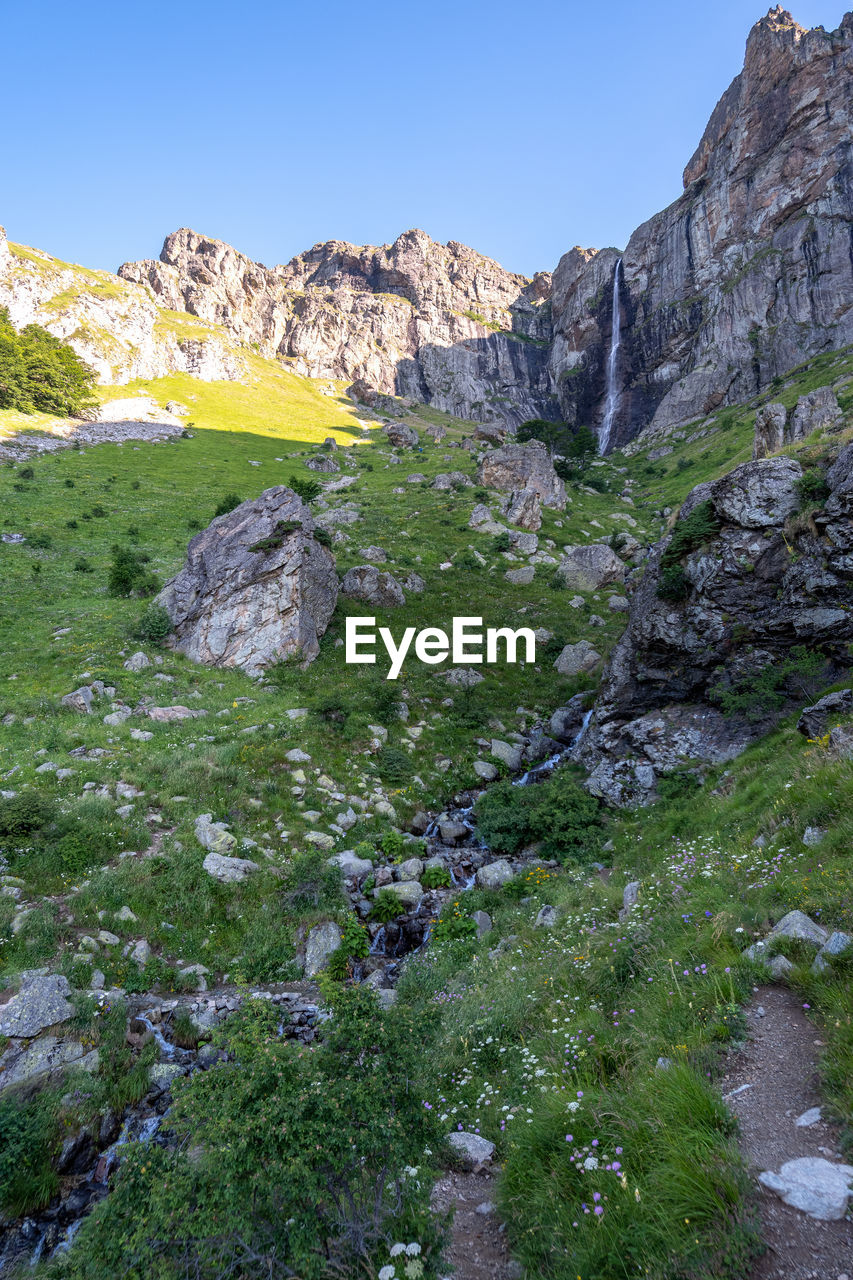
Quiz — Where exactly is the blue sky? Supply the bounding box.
[2,1,846,277]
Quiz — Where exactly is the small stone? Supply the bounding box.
[535,905,558,928]
[795,1107,822,1128]
[123,651,151,672]
[447,1131,495,1170]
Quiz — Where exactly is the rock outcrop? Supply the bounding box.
[550,9,853,449]
[0,226,244,386]
[119,227,557,426]
[477,441,566,509]
[579,444,853,804]
[157,487,338,676]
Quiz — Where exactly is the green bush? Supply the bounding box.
[288,473,322,503]
[0,1092,59,1215]
[107,545,158,597]
[657,500,720,603]
[658,563,690,603]
[380,830,406,861]
[371,888,406,923]
[422,864,451,889]
[73,556,93,573]
[796,468,830,507]
[709,646,825,722]
[376,745,412,784]
[0,306,95,415]
[0,789,57,837]
[475,770,603,863]
[53,988,446,1279]
[491,531,511,552]
[133,603,173,644]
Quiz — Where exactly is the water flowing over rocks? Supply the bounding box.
[579,446,853,804]
[157,486,338,676]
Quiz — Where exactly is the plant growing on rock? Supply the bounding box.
[421,864,451,890]
[372,888,406,923]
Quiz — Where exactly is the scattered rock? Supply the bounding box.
[556,544,625,590]
[195,813,237,854]
[769,910,828,948]
[797,689,852,739]
[202,851,259,883]
[148,705,207,722]
[447,1131,496,1170]
[490,739,522,770]
[758,1156,853,1221]
[340,565,406,607]
[123,651,151,672]
[476,860,514,890]
[553,641,601,676]
[0,973,74,1038]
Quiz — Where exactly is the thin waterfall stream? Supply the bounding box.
[599,258,623,454]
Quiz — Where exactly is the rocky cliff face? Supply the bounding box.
[578,441,853,805]
[119,227,557,426]
[551,7,853,449]
[0,226,244,386]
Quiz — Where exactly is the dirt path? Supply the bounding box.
[431,1170,520,1280]
[720,984,852,1280]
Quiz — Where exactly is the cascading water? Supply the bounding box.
[598,258,623,455]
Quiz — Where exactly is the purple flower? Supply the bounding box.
[594,1205,604,1216]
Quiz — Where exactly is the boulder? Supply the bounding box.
[758,1157,853,1221]
[306,454,339,473]
[769,910,828,948]
[472,910,492,938]
[202,851,259,883]
[535,905,558,928]
[712,456,801,529]
[553,641,601,676]
[557,544,625,590]
[812,930,853,974]
[549,696,589,744]
[447,1131,496,1169]
[797,689,853,739]
[752,402,787,459]
[476,860,514,890]
[432,472,474,491]
[340,565,406,607]
[304,921,343,977]
[123,651,151,672]
[385,422,419,448]
[490,739,523,770]
[383,881,424,908]
[505,566,535,585]
[474,422,506,445]
[329,851,373,880]
[0,1037,99,1093]
[156,487,338,676]
[473,760,499,781]
[395,857,424,882]
[0,973,74,1038]
[477,441,566,510]
[505,488,542,531]
[195,813,237,855]
[790,386,842,442]
[61,686,95,714]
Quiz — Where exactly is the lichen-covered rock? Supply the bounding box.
[157,487,338,676]
[478,441,566,510]
[790,386,842,441]
[553,641,601,676]
[202,852,259,883]
[304,921,343,977]
[385,422,419,448]
[797,689,853,738]
[557,544,625,590]
[340,565,406,607]
[752,402,788,459]
[475,860,514,889]
[0,973,74,1039]
[505,487,542,530]
[578,448,853,803]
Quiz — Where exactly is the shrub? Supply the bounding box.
[58,988,446,1278]
[73,557,93,573]
[657,500,720,603]
[658,563,690,603]
[90,504,107,518]
[422,864,451,889]
[491,531,511,552]
[0,307,95,415]
[28,532,52,549]
[0,1093,59,1215]
[354,840,377,862]
[213,492,242,518]
[313,526,332,548]
[107,545,158,597]
[0,790,56,838]
[796,467,830,507]
[371,888,406,922]
[380,830,406,861]
[288,474,322,503]
[18,465,35,480]
[475,770,603,863]
[376,746,412,784]
[709,645,825,722]
[133,603,172,644]
[341,913,370,960]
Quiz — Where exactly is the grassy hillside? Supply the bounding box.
[0,347,850,1279]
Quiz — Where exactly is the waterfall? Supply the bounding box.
[599,259,623,454]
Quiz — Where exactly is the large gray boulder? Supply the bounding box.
[156,487,338,676]
[447,1131,496,1169]
[712,456,801,528]
[478,441,566,510]
[790,386,842,441]
[304,921,343,977]
[752,402,788,459]
[341,565,406,607]
[385,422,419,448]
[476,860,514,889]
[553,641,601,676]
[203,851,259,883]
[797,689,852,739]
[505,487,542,530]
[0,973,74,1039]
[557,544,625,591]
